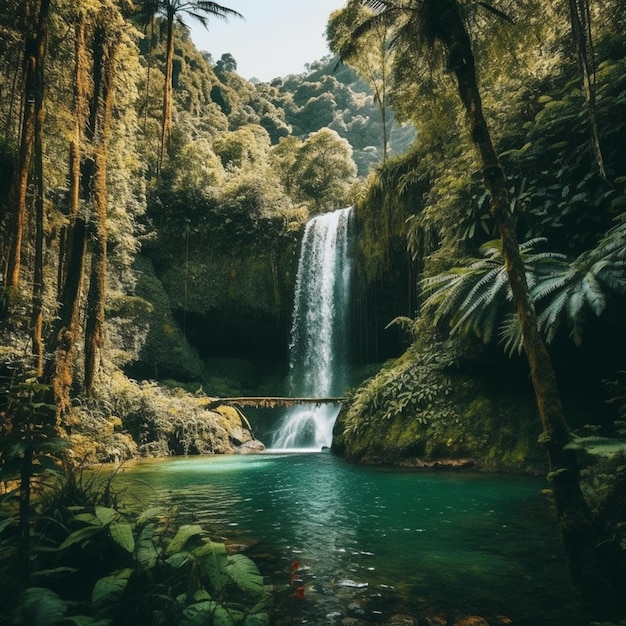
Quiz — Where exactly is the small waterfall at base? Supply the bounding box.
[271,207,353,451]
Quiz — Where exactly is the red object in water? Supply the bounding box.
[291,560,299,572]
[295,586,305,600]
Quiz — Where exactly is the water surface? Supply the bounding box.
[115,452,579,625]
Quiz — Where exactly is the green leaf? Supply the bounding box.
[136,506,163,526]
[166,524,203,555]
[226,553,264,599]
[73,513,101,525]
[59,524,103,550]
[136,523,158,570]
[165,550,193,570]
[109,519,135,553]
[181,601,235,626]
[91,568,132,608]
[12,587,66,626]
[94,506,118,526]
[193,539,229,591]
[62,617,111,626]
[244,614,270,626]
[31,566,80,580]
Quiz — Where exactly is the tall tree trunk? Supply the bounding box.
[568,0,606,180]
[49,13,91,424]
[6,23,36,290]
[436,0,624,614]
[84,24,117,393]
[158,11,175,173]
[50,219,87,426]
[31,0,50,375]
[58,16,88,294]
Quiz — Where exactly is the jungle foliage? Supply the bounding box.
[2,0,626,620]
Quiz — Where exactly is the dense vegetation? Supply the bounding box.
[1,0,626,623]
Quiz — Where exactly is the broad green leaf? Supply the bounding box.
[166,524,203,555]
[92,568,132,608]
[59,524,102,550]
[165,551,193,570]
[192,589,211,602]
[12,587,66,626]
[94,506,118,526]
[226,554,263,598]
[136,506,163,526]
[244,614,270,626]
[136,523,158,570]
[181,601,234,626]
[73,513,101,525]
[193,539,229,591]
[109,519,135,553]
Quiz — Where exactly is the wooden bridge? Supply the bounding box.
[204,397,346,410]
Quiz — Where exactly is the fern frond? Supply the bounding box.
[580,272,606,317]
[499,314,524,356]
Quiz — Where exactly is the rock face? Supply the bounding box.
[131,232,300,386]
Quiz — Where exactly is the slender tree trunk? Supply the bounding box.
[6,40,36,291]
[436,0,624,613]
[48,14,91,424]
[59,17,88,294]
[158,11,175,173]
[31,0,50,375]
[84,24,117,393]
[568,0,606,180]
[50,218,87,426]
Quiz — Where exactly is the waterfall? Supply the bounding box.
[271,207,353,450]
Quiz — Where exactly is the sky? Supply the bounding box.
[188,0,347,82]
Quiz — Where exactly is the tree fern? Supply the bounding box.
[423,215,626,351]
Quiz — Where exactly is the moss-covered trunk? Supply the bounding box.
[158,10,175,173]
[84,22,117,393]
[30,0,50,375]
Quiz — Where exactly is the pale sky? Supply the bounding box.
[188,0,347,82]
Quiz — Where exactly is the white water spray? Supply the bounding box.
[272,207,353,450]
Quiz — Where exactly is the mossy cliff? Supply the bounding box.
[333,330,546,472]
[130,220,302,386]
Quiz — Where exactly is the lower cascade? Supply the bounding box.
[271,207,353,450]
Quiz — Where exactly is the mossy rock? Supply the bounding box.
[333,337,545,472]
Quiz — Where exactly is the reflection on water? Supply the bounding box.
[114,453,578,625]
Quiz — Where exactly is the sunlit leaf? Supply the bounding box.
[94,506,118,526]
[166,524,203,555]
[226,553,264,599]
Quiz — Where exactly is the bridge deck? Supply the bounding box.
[204,397,345,409]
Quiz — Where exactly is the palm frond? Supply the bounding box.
[538,287,571,343]
[566,286,588,347]
[480,294,502,343]
[580,272,606,317]
[499,313,524,356]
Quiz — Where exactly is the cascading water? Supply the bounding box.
[271,207,353,450]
